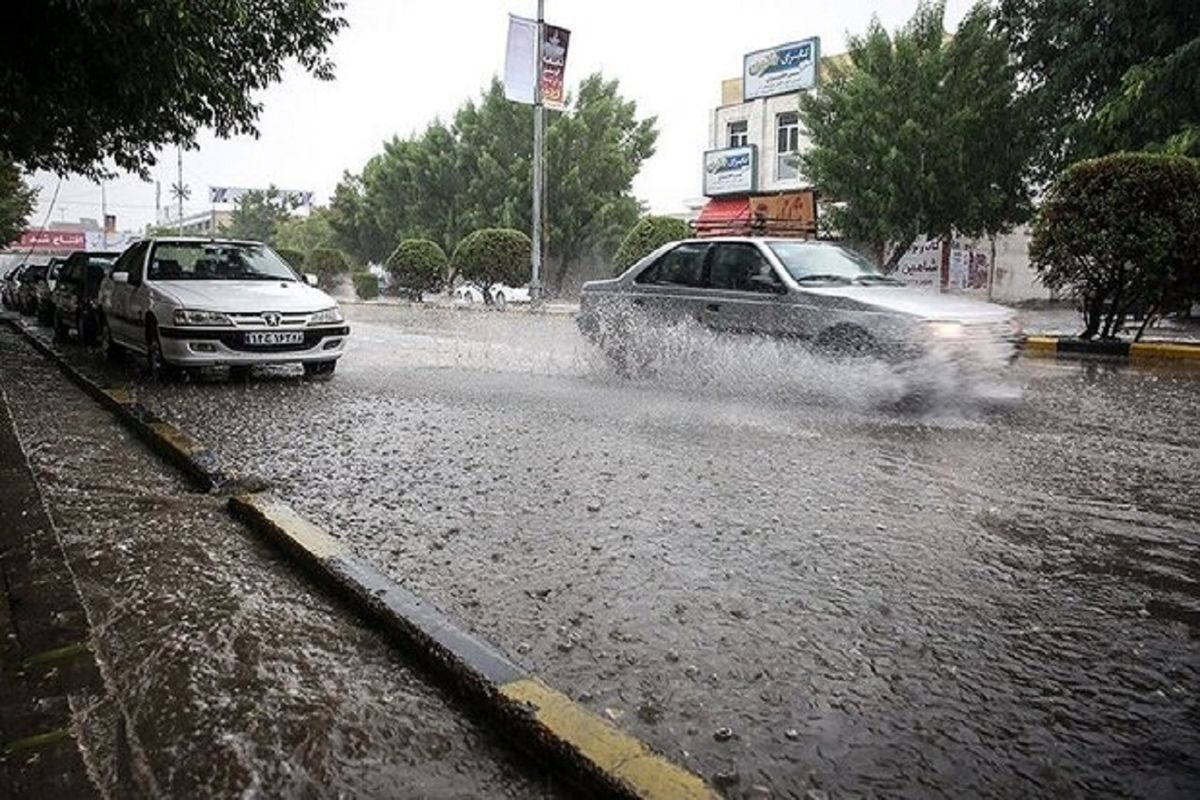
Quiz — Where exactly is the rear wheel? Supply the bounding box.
[52,308,69,339]
[493,291,508,311]
[303,360,337,379]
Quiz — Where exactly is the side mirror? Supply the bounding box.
[110,271,129,284]
[748,274,786,294]
[304,273,319,287]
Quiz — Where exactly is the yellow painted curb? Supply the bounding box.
[148,422,203,457]
[500,678,719,800]
[1129,341,1200,362]
[234,494,347,560]
[102,387,135,405]
[1022,336,1058,354]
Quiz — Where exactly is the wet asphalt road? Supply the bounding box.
[28,304,1200,798]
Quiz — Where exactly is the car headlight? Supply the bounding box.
[308,307,343,325]
[173,308,233,326]
[924,321,965,339]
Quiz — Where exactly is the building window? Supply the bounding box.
[776,111,800,180]
[727,120,748,148]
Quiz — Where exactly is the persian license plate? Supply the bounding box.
[245,331,304,345]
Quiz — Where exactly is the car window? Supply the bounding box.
[708,243,783,293]
[112,241,148,283]
[635,243,709,287]
[148,241,298,281]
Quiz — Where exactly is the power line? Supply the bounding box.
[19,178,63,261]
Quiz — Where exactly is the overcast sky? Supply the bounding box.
[29,0,973,232]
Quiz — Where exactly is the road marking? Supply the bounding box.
[500,678,719,800]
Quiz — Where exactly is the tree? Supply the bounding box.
[451,229,531,302]
[0,2,345,178]
[275,248,306,272]
[307,247,350,290]
[329,75,657,293]
[0,158,36,246]
[995,0,1200,183]
[612,216,692,274]
[799,1,1031,269]
[351,271,380,300]
[1030,153,1200,340]
[386,239,447,300]
[275,208,336,255]
[222,188,299,243]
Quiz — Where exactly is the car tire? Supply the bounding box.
[493,291,508,311]
[97,315,122,361]
[146,323,180,382]
[229,365,253,382]
[52,308,70,339]
[303,360,337,379]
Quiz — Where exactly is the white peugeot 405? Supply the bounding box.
[97,237,349,380]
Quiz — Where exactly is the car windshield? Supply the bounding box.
[148,241,298,281]
[767,242,887,283]
[23,265,48,281]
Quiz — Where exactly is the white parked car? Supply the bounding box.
[97,237,349,380]
[452,282,531,309]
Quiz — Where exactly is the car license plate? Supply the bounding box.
[245,331,304,345]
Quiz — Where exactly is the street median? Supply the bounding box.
[1021,334,1200,363]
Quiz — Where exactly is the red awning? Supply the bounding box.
[693,197,750,237]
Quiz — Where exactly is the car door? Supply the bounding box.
[105,241,148,346]
[701,241,792,337]
[627,241,711,327]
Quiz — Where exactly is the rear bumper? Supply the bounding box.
[157,325,349,366]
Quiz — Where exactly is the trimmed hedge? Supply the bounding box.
[612,215,692,274]
[386,238,447,300]
[307,247,350,290]
[451,228,531,290]
[1031,153,1200,340]
[351,271,380,300]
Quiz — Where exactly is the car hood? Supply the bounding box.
[152,280,337,313]
[806,284,1014,322]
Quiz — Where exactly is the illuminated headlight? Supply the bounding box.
[308,307,343,325]
[173,308,233,326]
[924,321,965,339]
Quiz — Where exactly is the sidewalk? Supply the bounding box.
[0,326,560,798]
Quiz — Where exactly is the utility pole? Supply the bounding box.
[176,147,184,234]
[530,0,545,305]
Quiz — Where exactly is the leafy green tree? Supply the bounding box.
[1030,153,1200,340]
[329,75,657,293]
[0,158,36,246]
[386,239,447,300]
[306,247,350,290]
[612,216,692,274]
[799,1,1031,268]
[0,2,345,178]
[351,271,380,300]
[222,188,299,244]
[275,248,306,272]
[275,208,335,255]
[995,0,1200,182]
[451,228,531,303]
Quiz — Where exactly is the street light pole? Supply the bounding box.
[530,0,545,305]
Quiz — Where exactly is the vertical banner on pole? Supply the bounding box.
[540,24,570,111]
[504,15,537,104]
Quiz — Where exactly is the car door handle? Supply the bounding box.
[631,298,644,306]
[706,303,721,312]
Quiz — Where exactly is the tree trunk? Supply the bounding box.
[1133,305,1157,342]
[883,236,917,273]
[552,254,574,297]
[1081,294,1102,339]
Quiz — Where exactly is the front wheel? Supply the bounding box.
[303,360,337,379]
[97,316,122,361]
[493,291,508,311]
[52,308,70,339]
[146,325,180,382]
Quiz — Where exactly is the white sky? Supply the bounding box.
[29,0,973,232]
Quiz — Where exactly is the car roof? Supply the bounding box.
[147,236,265,246]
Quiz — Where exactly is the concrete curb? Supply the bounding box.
[228,493,718,800]
[1021,335,1200,363]
[340,298,580,316]
[3,314,717,799]
[2,317,254,493]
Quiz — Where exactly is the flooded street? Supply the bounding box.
[25,304,1200,797]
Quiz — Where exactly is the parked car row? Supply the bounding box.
[4,237,350,381]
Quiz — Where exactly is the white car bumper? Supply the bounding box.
[157,325,349,366]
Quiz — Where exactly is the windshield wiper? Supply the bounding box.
[853,274,902,285]
[793,273,853,283]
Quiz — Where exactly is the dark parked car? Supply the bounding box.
[15,263,49,315]
[2,264,28,309]
[35,257,67,323]
[50,251,121,343]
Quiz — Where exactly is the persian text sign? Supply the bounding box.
[16,230,87,250]
[541,24,570,110]
[743,38,820,100]
[891,238,942,290]
[505,16,570,110]
[703,146,757,196]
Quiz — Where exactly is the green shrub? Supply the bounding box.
[274,247,306,271]
[1031,153,1200,340]
[351,271,379,300]
[386,238,447,300]
[306,247,350,290]
[612,215,692,274]
[451,228,530,292]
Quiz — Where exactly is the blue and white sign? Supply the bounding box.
[743,37,820,100]
[703,145,757,196]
